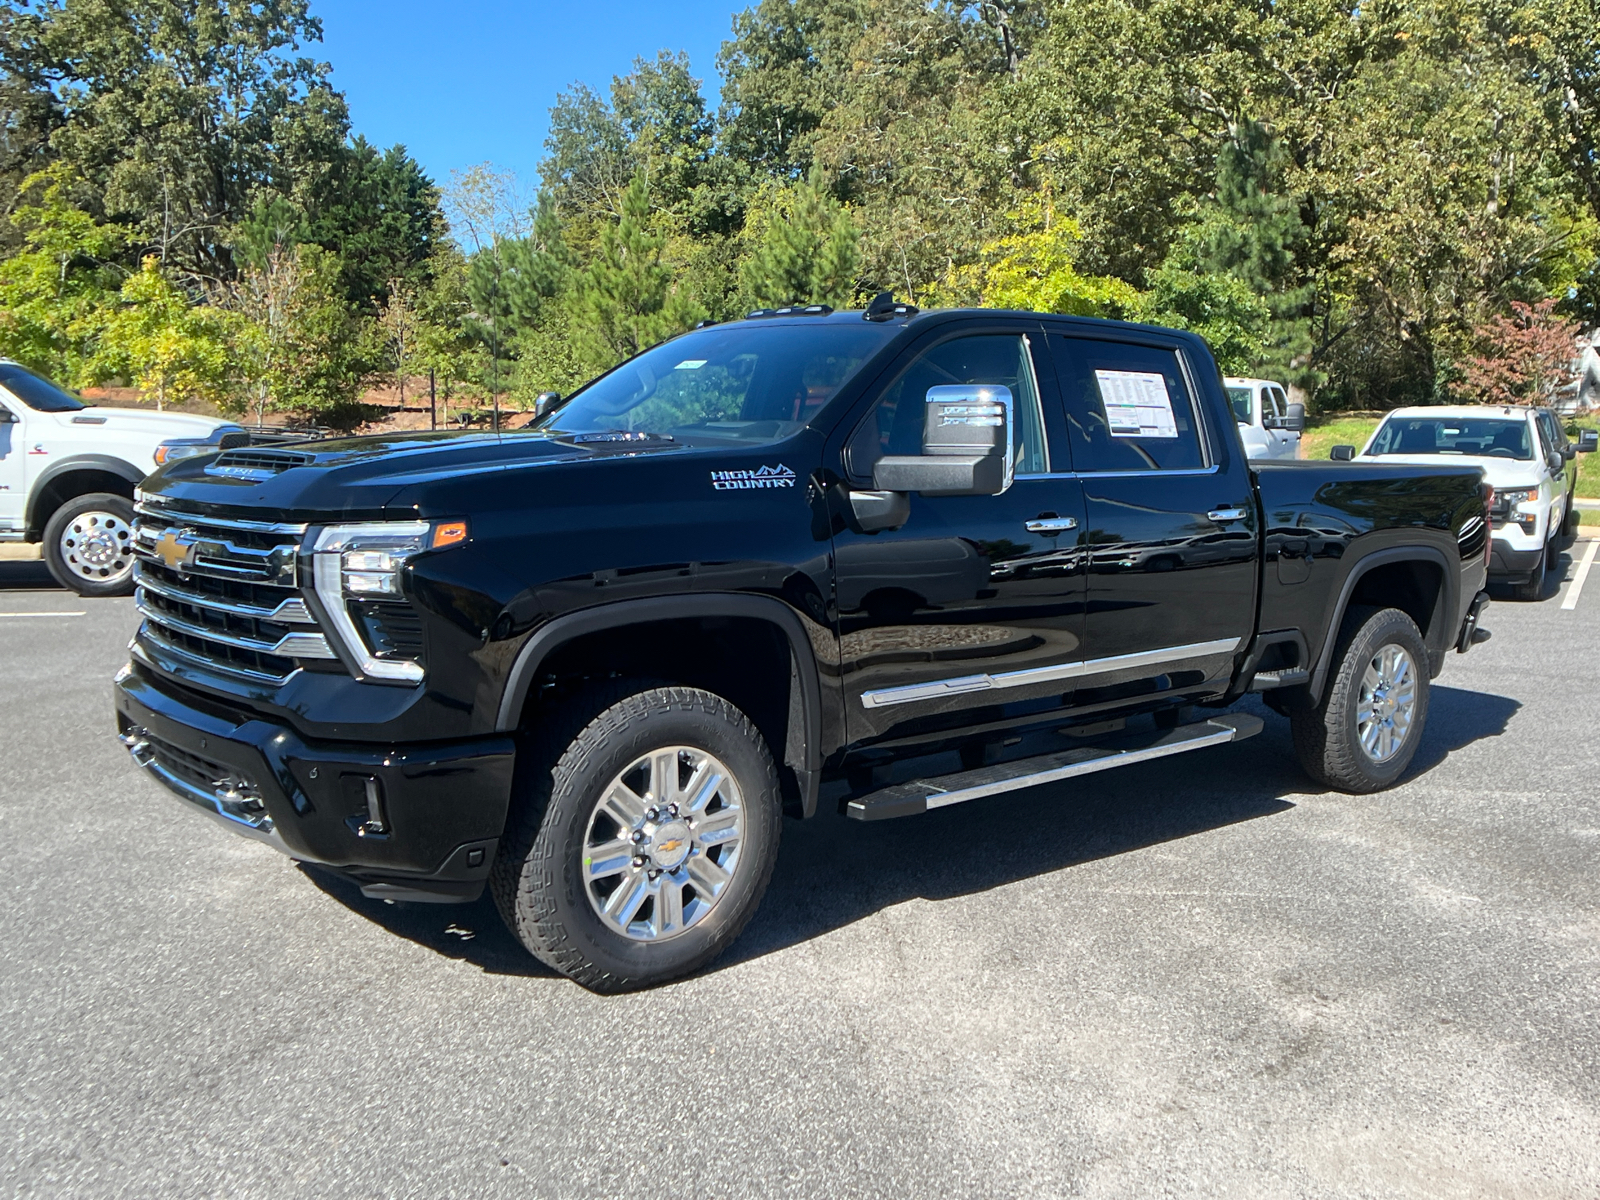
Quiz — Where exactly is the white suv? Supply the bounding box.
[1225,377,1303,459]
[0,360,244,595]
[1336,405,1595,600]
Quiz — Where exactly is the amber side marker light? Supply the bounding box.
[432,521,468,549]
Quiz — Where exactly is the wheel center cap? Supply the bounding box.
[82,532,117,564]
[648,819,692,870]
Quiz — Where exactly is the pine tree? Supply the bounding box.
[568,172,700,368]
[741,170,860,309]
[1186,121,1314,385]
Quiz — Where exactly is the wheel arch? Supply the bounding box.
[496,594,826,817]
[1306,545,1456,704]
[26,456,144,539]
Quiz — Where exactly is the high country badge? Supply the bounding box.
[710,464,797,491]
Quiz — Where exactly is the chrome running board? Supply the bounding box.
[845,713,1264,821]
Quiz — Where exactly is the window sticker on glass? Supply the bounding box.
[1094,369,1179,439]
[675,359,708,370]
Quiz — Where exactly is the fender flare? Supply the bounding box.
[1307,544,1456,703]
[26,454,145,531]
[494,593,826,816]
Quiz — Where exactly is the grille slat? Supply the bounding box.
[132,504,326,686]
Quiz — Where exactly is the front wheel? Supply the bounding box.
[1511,535,1554,602]
[42,493,137,597]
[1291,607,1430,793]
[491,684,782,992]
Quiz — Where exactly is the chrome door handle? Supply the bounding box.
[1207,508,1249,523]
[1025,516,1078,534]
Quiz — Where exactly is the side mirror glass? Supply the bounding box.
[1330,444,1356,461]
[871,384,1013,497]
[1578,430,1598,453]
[0,407,16,424]
[533,391,562,420]
[1262,402,1305,433]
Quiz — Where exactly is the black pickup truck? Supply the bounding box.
[113,301,1491,990]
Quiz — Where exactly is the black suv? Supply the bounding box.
[115,304,1491,990]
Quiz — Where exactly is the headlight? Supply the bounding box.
[154,426,246,465]
[309,520,468,684]
[1497,487,1537,508]
[1491,487,1539,532]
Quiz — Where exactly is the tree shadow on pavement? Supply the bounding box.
[298,686,1519,982]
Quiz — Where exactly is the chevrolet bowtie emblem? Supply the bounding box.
[152,528,196,571]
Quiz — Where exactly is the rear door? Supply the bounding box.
[1045,328,1257,705]
[831,321,1089,745]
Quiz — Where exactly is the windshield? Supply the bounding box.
[1368,416,1532,460]
[0,362,87,412]
[1226,387,1253,423]
[539,322,899,446]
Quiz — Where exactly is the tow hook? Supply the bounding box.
[1456,590,1491,653]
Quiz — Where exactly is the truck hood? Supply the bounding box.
[149,428,688,516]
[49,407,236,439]
[1354,453,1531,489]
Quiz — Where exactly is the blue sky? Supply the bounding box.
[312,0,738,193]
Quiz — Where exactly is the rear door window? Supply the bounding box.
[1054,337,1206,472]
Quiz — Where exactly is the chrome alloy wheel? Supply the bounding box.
[1356,644,1417,763]
[60,510,133,585]
[582,746,745,942]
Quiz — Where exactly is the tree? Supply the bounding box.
[98,256,230,410]
[0,164,125,383]
[924,199,1138,316]
[567,172,701,369]
[376,278,421,407]
[740,170,860,308]
[1459,299,1580,406]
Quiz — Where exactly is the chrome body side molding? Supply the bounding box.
[859,636,1244,709]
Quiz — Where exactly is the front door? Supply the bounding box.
[832,324,1088,746]
[0,399,25,535]
[1046,330,1257,710]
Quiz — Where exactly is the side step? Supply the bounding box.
[845,713,1264,821]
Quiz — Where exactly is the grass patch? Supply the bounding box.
[1300,414,1381,461]
[1578,508,1600,526]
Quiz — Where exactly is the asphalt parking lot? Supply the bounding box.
[2,548,1598,1199]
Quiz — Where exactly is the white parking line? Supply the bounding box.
[0,611,86,618]
[1562,538,1599,611]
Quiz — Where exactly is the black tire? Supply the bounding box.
[1291,606,1430,793]
[491,683,782,992]
[1511,535,1553,601]
[1558,499,1578,551]
[42,492,137,597]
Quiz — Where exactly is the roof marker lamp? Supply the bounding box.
[310,520,468,684]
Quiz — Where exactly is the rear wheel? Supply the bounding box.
[1291,607,1430,793]
[491,683,782,992]
[42,493,136,597]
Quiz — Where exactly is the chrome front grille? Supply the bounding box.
[131,502,337,685]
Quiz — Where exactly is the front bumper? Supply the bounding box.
[114,665,516,902]
[1488,539,1545,582]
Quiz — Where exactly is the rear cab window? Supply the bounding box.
[1052,337,1207,472]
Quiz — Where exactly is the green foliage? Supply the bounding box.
[924,200,1139,316]
[740,171,860,308]
[97,255,231,410]
[1135,263,1272,377]
[567,173,702,370]
[0,164,125,384]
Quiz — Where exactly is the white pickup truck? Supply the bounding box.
[0,360,245,595]
[1225,376,1304,460]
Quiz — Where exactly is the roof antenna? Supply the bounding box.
[864,291,919,322]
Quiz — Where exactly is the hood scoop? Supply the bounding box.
[205,448,316,481]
